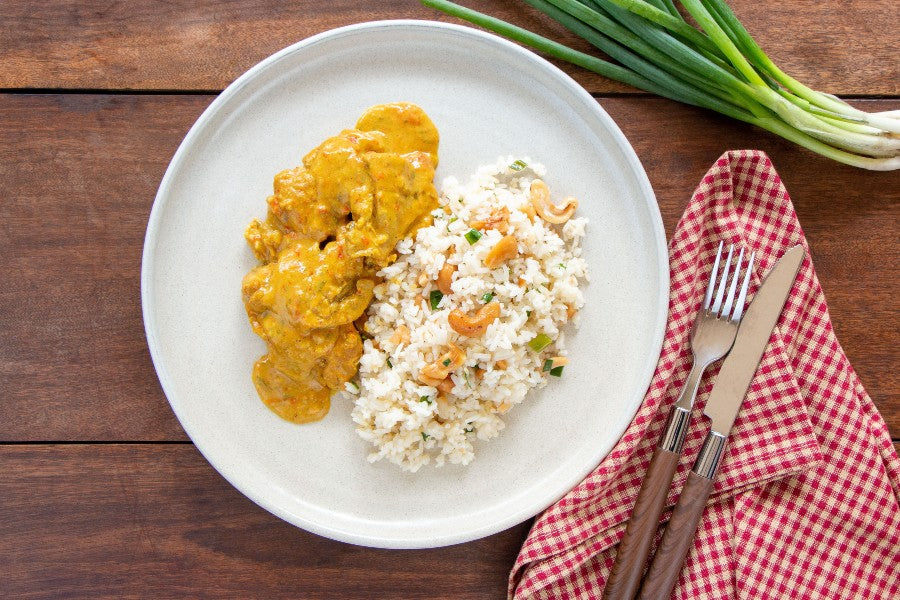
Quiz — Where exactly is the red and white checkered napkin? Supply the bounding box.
[510,150,900,599]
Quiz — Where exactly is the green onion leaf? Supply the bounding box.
[528,333,552,352]
[429,289,444,310]
[419,395,432,404]
[442,358,451,366]
[526,310,532,318]
[420,0,900,171]
[349,381,360,392]
[550,366,564,377]
[422,432,430,441]
[482,292,494,303]
[509,159,528,171]
[543,359,554,372]
[464,228,483,244]
[386,357,393,368]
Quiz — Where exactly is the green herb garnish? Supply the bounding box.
[386,357,393,368]
[419,395,432,404]
[509,159,528,171]
[481,292,494,303]
[464,228,483,244]
[543,359,553,372]
[422,432,430,441]
[550,366,564,377]
[442,358,451,366]
[429,289,444,310]
[528,333,552,352]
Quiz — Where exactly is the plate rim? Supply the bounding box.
[141,19,669,548]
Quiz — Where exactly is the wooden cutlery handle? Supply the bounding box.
[637,471,715,600]
[602,447,680,600]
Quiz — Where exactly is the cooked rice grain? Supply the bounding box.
[345,158,589,471]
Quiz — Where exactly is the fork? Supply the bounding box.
[603,242,755,600]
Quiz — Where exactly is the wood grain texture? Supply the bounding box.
[604,447,681,600]
[0,0,897,95]
[0,444,529,599]
[0,94,896,441]
[637,472,715,600]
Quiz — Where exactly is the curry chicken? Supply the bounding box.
[241,103,439,423]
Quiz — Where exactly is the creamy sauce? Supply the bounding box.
[241,103,439,423]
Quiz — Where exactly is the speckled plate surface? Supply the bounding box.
[141,20,668,548]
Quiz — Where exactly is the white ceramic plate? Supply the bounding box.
[142,20,668,549]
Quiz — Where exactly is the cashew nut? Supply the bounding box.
[389,325,410,346]
[418,343,466,385]
[437,263,456,295]
[549,356,569,367]
[520,203,537,222]
[483,234,519,268]
[436,378,455,394]
[448,302,501,337]
[529,179,578,224]
[470,206,510,234]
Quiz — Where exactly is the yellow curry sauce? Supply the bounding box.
[241,103,439,423]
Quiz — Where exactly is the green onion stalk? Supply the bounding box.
[421,0,900,170]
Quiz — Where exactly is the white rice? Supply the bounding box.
[345,157,589,471]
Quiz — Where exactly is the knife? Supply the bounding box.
[637,244,805,600]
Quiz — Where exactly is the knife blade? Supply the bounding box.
[637,244,805,600]
[702,244,805,440]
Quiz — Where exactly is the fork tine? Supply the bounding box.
[731,251,755,322]
[703,241,724,310]
[711,244,734,315]
[721,247,744,318]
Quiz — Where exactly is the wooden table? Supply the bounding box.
[1,1,897,597]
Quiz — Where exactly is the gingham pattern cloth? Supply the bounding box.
[509,150,900,599]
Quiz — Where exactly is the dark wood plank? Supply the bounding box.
[0,94,896,441]
[0,0,897,95]
[0,94,212,441]
[0,444,529,599]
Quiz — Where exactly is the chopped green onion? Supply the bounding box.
[543,358,554,372]
[509,159,528,171]
[559,263,567,269]
[482,292,494,303]
[464,228,483,244]
[419,395,432,404]
[442,358,451,366]
[422,432,430,441]
[349,381,360,392]
[449,215,458,223]
[526,310,532,318]
[386,357,393,368]
[421,0,900,171]
[550,366,565,377]
[528,333,552,352]
[429,289,444,310]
